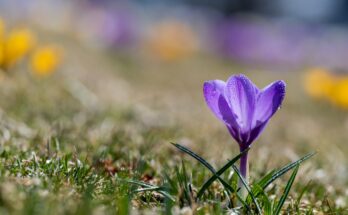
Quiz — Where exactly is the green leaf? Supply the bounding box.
[171,143,215,172]
[179,160,192,205]
[273,165,299,215]
[121,178,176,202]
[255,170,276,190]
[249,170,275,203]
[295,180,312,213]
[296,180,311,204]
[121,178,152,188]
[134,187,162,193]
[163,171,177,193]
[259,152,315,190]
[171,142,250,210]
[254,184,271,215]
[197,147,250,199]
[232,165,262,215]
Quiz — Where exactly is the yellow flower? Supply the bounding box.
[30,45,61,77]
[146,20,197,61]
[0,42,4,67]
[330,78,348,109]
[0,17,5,38]
[2,28,36,68]
[303,68,336,99]
[0,17,5,39]
[0,18,5,65]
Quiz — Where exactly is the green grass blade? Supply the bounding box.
[273,165,299,215]
[180,160,192,205]
[171,143,215,172]
[250,170,276,202]
[261,152,315,190]
[134,187,162,193]
[121,178,154,188]
[163,171,177,193]
[171,142,224,190]
[253,184,271,215]
[197,147,250,199]
[295,180,312,213]
[255,170,276,189]
[171,142,250,210]
[121,178,176,202]
[232,165,262,215]
[159,191,176,202]
[296,180,311,204]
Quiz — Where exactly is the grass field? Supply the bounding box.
[0,39,347,214]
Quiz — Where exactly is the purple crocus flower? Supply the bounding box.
[203,74,285,188]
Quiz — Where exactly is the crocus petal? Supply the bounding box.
[203,80,226,121]
[218,95,240,137]
[253,80,286,127]
[225,74,258,132]
[247,120,268,146]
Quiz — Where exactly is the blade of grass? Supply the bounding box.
[171,142,250,210]
[255,184,272,215]
[296,180,311,204]
[197,147,250,199]
[255,170,275,190]
[273,165,299,215]
[258,152,315,191]
[134,185,175,201]
[134,187,162,193]
[249,170,275,203]
[121,178,176,202]
[295,180,312,213]
[232,165,262,215]
[179,160,192,205]
[121,178,153,188]
[171,143,215,172]
[163,171,177,193]
[157,191,176,202]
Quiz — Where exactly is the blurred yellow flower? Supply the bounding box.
[303,68,335,99]
[30,45,61,77]
[2,28,36,69]
[0,42,4,66]
[146,20,197,61]
[330,78,348,109]
[0,18,5,65]
[304,68,348,109]
[0,18,5,39]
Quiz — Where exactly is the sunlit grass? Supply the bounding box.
[0,41,346,214]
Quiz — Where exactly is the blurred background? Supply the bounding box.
[2,0,348,68]
[0,0,347,208]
